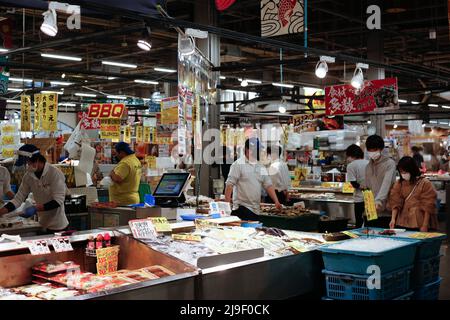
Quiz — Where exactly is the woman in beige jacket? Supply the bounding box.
[388,156,438,232]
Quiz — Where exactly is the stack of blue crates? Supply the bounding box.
[319,236,419,300]
[351,228,446,300]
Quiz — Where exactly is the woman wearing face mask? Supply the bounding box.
[345,144,369,228]
[0,144,69,234]
[364,135,397,228]
[388,156,437,232]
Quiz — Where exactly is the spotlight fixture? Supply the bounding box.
[351,63,369,89]
[393,124,398,129]
[315,61,328,78]
[40,9,58,37]
[61,73,66,78]
[137,27,152,51]
[422,123,426,128]
[241,79,248,87]
[278,106,286,113]
[367,120,372,124]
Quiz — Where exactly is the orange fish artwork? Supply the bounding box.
[278,0,297,27]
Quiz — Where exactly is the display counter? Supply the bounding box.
[0,229,198,300]
[0,217,42,237]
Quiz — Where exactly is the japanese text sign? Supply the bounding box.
[325,78,398,115]
[21,95,31,131]
[88,103,125,119]
[129,219,158,239]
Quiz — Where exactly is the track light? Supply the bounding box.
[422,123,427,128]
[41,9,58,37]
[351,67,364,89]
[137,27,152,51]
[241,79,248,87]
[393,124,398,129]
[315,61,328,78]
[367,120,371,124]
[278,106,286,113]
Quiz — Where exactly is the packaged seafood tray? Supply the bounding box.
[323,266,413,300]
[413,277,441,300]
[352,227,446,260]
[32,261,80,274]
[319,237,419,274]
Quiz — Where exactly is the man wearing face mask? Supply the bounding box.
[0,144,69,233]
[109,142,142,206]
[364,135,397,228]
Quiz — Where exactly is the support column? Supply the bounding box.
[367,0,385,137]
[195,0,221,197]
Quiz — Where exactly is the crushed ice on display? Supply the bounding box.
[325,238,411,252]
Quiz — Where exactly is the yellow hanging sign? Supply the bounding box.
[34,94,42,131]
[20,95,32,132]
[136,126,143,143]
[41,93,58,131]
[145,156,156,169]
[123,125,131,143]
[100,118,121,142]
[363,189,378,221]
[2,148,15,158]
[143,126,151,143]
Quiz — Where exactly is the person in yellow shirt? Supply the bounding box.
[109,142,142,205]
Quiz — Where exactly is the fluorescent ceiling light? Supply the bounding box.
[238,78,262,84]
[154,67,176,73]
[102,61,137,68]
[8,88,23,92]
[6,100,20,104]
[428,104,439,107]
[220,76,226,80]
[58,103,76,107]
[0,48,9,53]
[107,77,117,80]
[9,77,33,83]
[398,99,407,103]
[75,93,96,97]
[442,105,450,109]
[411,101,420,105]
[134,79,158,85]
[272,82,294,88]
[50,81,73,86]
[225,89,253,94]
[107,95,127,100]
[430,121,438,124]
[41,53,82,61]
[41,90,64,95]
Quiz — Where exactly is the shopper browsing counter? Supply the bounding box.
[0,144,68,233]
[109,142,142,206]
[224,138,282,221]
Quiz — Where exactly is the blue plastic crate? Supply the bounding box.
[322,291,414,301]
[351,228,446,260]
[320,237,419,274]
[323,267,412,300]
[412,255,441,288]
[413,277,441,300]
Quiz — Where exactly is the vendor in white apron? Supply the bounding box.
[0,144,69,234]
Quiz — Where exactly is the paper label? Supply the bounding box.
[129,219,158,239]
[342,182,355,194]
[342,231,359,238]
[96,246,120,275]
[49,237,73,252]
[172,233,202,242]
[150,217,172,233]
[195,219,219,229]
[363,189,378,221]
[209,202,231,216]
[408,232,445,239]
[27,240,51,255]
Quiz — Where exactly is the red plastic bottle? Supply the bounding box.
[96,234,104,249]
[103,233,111,247]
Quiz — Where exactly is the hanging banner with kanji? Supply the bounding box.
[124,125,131,143]
[100,118,121,141]
[78,112,101,130]
[261,0,304,37]
[20,95,31,132]
[136,125,143,143]
[41,93,58,131]
[325,78,398,116]
[34,94,42,131]
[143,126,151,143]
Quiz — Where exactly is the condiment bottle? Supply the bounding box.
[87,236,95,250]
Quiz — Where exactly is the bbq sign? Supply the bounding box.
[87,103,125,119]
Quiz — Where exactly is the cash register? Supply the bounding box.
[152,172,191,207]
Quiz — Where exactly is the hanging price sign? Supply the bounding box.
[124,125,131,143]
[20,95,31,131]
[143,126,151,143]
[136,126,143,143]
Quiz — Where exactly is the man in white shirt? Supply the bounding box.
[224,138,282,221]
[265,145,291,205]
[0,144,69,233]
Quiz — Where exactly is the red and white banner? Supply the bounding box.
[325,78,398,115]
[78,112,100,130]
[87,103,125,119]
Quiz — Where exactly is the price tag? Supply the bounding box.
[363,190,378,221]
[27,240,51,255]
[129,219,158,239]
[172,233,202,242]
[150,217,172,233]
[408,232,445,239]
[288,241,308,253]
[342,231,359,239]
[50,237,73,252]
[195,219,219,230]
[209,202,231,216]
[342,182,355,194]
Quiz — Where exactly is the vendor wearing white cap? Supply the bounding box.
[0,144,69,233]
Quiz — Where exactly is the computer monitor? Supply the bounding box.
[152,172,190,198]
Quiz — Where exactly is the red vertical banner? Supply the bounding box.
[325,78,398,115]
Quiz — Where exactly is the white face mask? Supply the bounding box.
[368,151,381,160]
[401,173,411,181]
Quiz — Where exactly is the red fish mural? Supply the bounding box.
[215,0,236,11]
[278,0,297,27]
